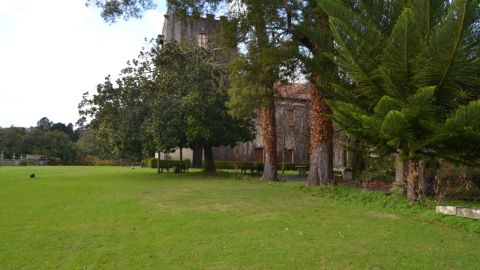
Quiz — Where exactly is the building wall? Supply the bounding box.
[212,98,311,163]
[211,98,348,168]
[162,12,222,44]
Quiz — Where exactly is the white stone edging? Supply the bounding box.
[436,206,480,220]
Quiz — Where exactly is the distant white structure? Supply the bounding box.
[26,154,43,161]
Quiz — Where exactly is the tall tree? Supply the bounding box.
[79,39,254,170]
[320,0,480,200]
[36,117,53,132]
[281,0,338,185]
[78,68,153,161]
[144,41,255,172]
[223,1,291,181]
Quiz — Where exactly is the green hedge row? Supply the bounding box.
[145,158,308,171]
[146,158,191,169]
[209,161,309,171]
[70,156,142,166]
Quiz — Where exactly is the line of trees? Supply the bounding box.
[0,118,78,161]
[0,117,120,163]
[87,0,480,200]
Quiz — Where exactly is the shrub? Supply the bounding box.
[19,158,30,166]
[146,158,191,169]
[356,155,395,183]
[70,156,142,166]
[436,162,480,200]
[207,161,309,173]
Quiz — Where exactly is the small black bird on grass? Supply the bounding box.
[30,173,35,179]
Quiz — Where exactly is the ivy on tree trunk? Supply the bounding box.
[307,88,334,186]
[259,105,278,181]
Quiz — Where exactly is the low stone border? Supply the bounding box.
[436,206,480,220]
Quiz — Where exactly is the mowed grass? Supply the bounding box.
[0,167,479,269]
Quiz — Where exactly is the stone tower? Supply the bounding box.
[161,11,224,47]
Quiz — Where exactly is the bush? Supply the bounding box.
[146,158,191,169]
[436,162,480,200]
[207,161,309,173]
[19,158,30,166]
[356,155,395,183]
[70,156,142,166]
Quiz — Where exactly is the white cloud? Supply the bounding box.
[0,0,166,127]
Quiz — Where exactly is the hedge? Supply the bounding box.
[206,161,309,171]
[146,158,192,169]
[144,158,308,171]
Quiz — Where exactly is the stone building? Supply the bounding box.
[213,83,311,164]
[160,11,348,168]
[162,11,224,49]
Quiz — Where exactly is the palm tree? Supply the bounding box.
[320,0,480,200]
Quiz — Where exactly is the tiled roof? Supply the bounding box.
[276,83,312,100]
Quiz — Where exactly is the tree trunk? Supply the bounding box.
[203,145,215,172]
[406,158,420,201]
[391,151,407,193]
[259,105,278,181]
[307,88,334,186]
[179,147,183,173]
[157,151,161,174]
[346,135,365,178]
[417,159,426,198]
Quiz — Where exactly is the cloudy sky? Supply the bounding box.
[0,0,166,127]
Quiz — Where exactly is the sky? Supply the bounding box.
[0,0,166,127]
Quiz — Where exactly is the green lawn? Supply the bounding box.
[0,166,479,269]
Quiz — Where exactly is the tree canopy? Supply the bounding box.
[319,0,480,200]
[79,39,255,167]
[0,118,78,162]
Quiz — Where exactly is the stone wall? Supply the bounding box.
[212,97,349,168]
[162,12,222,45]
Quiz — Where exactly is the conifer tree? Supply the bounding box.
[320,0,480,200]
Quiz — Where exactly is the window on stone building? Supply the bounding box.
[254,147,264,163]
[196,33,208,48]
[286,109,294,121]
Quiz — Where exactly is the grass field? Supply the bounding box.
[0,166,479,269]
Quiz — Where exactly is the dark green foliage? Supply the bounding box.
[70,157,142,166]
[78,71,153,161]
[356,155,395,183]
[145,158,191,169]
[202,160,309,172]
[79,39,254,166]
[143,41,255,171]
[36,117,53,132]
[321,0,480,165]
[0,126,76,162]
[74,128,117,160]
